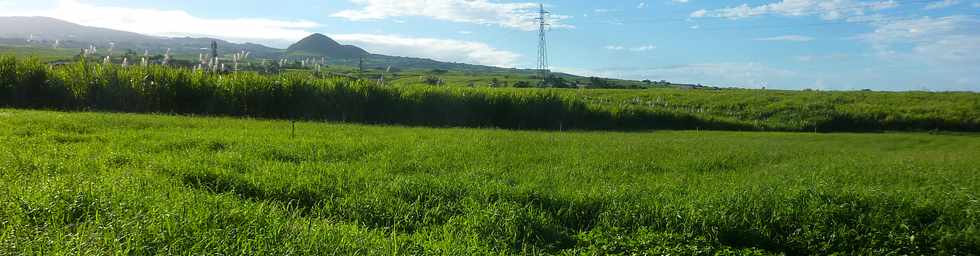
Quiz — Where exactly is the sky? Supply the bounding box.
[1,0,978,91]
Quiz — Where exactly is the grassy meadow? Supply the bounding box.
[1,109,978,255]
[0,45,82,63]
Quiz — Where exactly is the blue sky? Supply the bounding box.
[2,0,979,91]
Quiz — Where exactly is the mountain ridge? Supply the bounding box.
[0,16,558,75]
[0,16,282,58]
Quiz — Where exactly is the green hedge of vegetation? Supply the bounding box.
[1,55,977,132]
[0,56,750,131]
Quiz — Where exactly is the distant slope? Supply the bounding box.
[286,34,546,74]
[284,33,530,73]
[0,16,154,43]
[321,54,535,74]
[0,16,282,58]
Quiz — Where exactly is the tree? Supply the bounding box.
[513,81,531,88]
[542,75,571,88]
[588,77,610,88]
[123,50,139,62]
[424,76,442,86]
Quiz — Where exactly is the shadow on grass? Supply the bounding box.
[178,171,609,253]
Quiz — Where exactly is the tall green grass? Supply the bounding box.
[1,55,977,131]
[0,56,747,131]
[1,109,977,254]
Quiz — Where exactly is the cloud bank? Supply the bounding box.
[332,0,572,31]
[333,34,520,67]
[690,0,898,20]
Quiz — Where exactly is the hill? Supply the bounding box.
[285,33,549,74]
[286,33,368,59]
[0,16,282,58]
[0,16,153,43]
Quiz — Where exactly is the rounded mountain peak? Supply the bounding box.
[287,33,367,59]
[294,33,341,47]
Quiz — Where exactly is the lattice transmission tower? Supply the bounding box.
[535,3,550,80]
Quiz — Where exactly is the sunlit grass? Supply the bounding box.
[1,109,977,254]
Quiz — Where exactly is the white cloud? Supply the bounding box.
[860,16,970,45]
[795,53,848,62]
[911,35,980,64]
[673,0,691,3]
[924,0,961,9]
[0,0,319,47]
[331,0,572,31]
[458,30,473,35]
[603,20,626,26]
[637,2,647,8]
[332,34,520,67]
[690,9,707,18]
[755,35,814,42]
[691,0,898,20]
[974,2,980,7]
[604,44,656,51]
[859,15,980,65]
[630,45,657,51]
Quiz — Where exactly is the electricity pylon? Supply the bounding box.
[536,3,550,81]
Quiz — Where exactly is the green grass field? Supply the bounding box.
[0,45,82,62]
[558,88,980,131]
[1,109,977,255]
